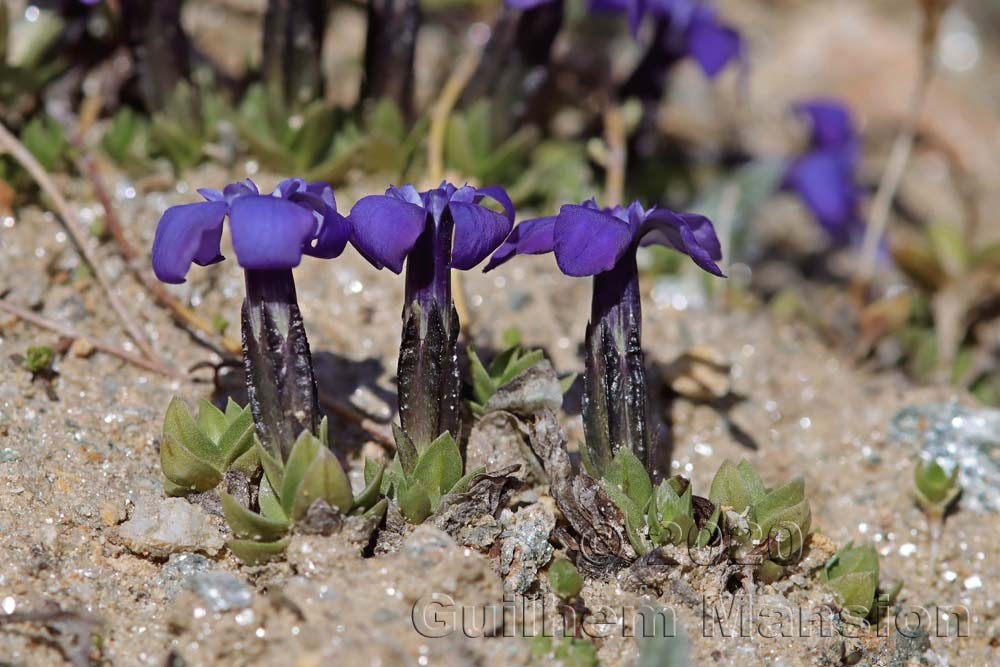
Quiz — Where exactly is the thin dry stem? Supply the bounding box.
[603,104,627,207]
[0,299,184,379]
[856,8,940,289]
[0,121,159,361]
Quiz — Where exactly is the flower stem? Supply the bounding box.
[397,215,460,450]
[583,252,649,475]
[242,269,319,461]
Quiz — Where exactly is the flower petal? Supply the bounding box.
[348,195,428,273]
[553,204,635,277]
[151,201,227,284]
[794,100,856,150]
[223,179,259,204]
[784,152,861,245]
[640,209,724,276]
[484,216,556,272]
[449,200,515,271]
[305,206,351,259]
[475,185,516,223]
[228,195,318,271]
[686,7,742,78]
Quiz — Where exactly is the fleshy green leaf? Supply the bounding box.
[258,476,287,523]
[602,480,650,555]
[411,432,463,499]
[227,537,290,565]
[219,491,289,541]
[398,480,433,524]
[468,347,496,406]
[604,448,653,510]
[196,400,228,443]
[159,433,223,493]
[280,430,323,515]
[549,557,584,600]
[163,397,220,465]
[257,439,285,493]
[449,466,485,497]
[709,459,764,514]
[291,449,354,519]
[354,461,384,512]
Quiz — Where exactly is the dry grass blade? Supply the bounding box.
[0,299,184,379]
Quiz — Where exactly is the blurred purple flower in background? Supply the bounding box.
[593,0,742,78]
[782,99,865,246]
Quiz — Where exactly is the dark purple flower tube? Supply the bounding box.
[152,178,350,460]
[349,183,514,449]
[487,199,723,474]
[782,100,864,246]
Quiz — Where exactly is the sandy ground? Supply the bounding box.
[0,163,996,666]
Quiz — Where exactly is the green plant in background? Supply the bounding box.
[445,101,537,185]
[708,459,811,574]
[506,141,595,212]
[913,458,960,518]
[148,78,228,173]
[530,637,598,667]
[819,542,902,622]
[548,557,584,600]
[636,613,690,667]
[913,457,961,575]
[101,107,148,165]
[23,345,54,376]
[378,428,480,524]
[468,329,575,415]
[160,398,257,496]
[222,422,386,564]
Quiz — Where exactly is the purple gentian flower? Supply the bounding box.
[593,0,742,77]
[152,178,349,283]
[349,182,515,449]
[487,200,722,474]
[152,178,350,461]
[782,100,864,246]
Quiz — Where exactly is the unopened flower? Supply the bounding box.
[152,178,350,460]
[782,100,864,246]
[349,182,514,450]
[487,199,722,474]
[913,458,960,518]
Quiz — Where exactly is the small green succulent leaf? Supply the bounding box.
[913,459,960,514]
[392,423,418,476]
[163,476,194,497]
[709,459,764,514]
[196,399,228,443]
[364,497,389,520]
[230,439,261,477]
[227,537,290,565]
[163,397,220,465]
[160,434,223,494]
[411,432,463,498]
[363,457,381,488]
[820,542,881,619]
[498,349,545,387]
[752,479,807,537]
[225,397,244,422]
[317,416,329,447]
[449,466,485,496]
[602,479,650,555]
[549,557,584,600]
[258,476,287,523]
[281,430,323,514]
[651,482,695,546]
[694,505,721,549]
[219,491,289,542]
[468,347,497,406]
[604,448,653,510]
[292,449,353,520]
[257,438,285,492]
[398,480,433,524]
[217,406,256,467]
[355,461,385,512]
